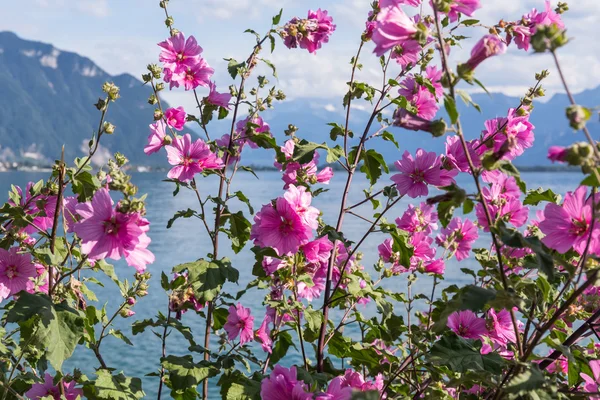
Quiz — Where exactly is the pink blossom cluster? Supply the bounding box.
[72,187,154,272]
[394,65,443,131]
[282,9,336,54]
[251,185,319,256]
[218,116,272,165]
[26,373,82,400]
[447,308,524,356]
[475,171,529,232]
[276,139,333,189]
[505,1,566,52]
[260,365,384,399]
[432,0,481,23]
[380,202,478,275]
[9,182,57,235]
[158,32,214,90]
[479,108,535,162]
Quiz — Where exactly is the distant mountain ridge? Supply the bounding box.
[0,31,163,166]
[0,31,598,168]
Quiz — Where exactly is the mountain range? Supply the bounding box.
[0,31,598,168]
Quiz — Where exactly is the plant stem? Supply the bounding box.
[157,310,172,400]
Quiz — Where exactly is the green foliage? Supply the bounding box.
[83,370,145,400]
[7,293,84,371]
[428,334,505,374]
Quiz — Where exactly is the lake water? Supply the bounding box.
[0,170,581,397]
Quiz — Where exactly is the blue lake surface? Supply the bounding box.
[0,170,581,397]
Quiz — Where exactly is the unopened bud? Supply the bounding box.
[154,109,163,121]
[566,105,591,130]
[102,82,120,101]
[103,122,115,135]
[127,297,136,305]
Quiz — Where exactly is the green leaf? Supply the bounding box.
[173,258,239,303]
[7,293,84,371]
[84,370,144,400]
[359,149,389,186]
[428,334,505,374]
[328,122,352,141]
[505,365,545,394]
[226,58,244,80]
[461,19,480,26]
[272,8,283,25]
[433,285,497,332]
[240,166,259,179]
[437,201,455,228]
[225,211,251,254]
[381,131,399,148]
[167,208,199,229]
[495,222,555,281]
[108,329,133,346]
[523,188,560,206]
[260,58,277,78]
[162,355,219,399]
[463,198,474,214]
[444,95,459,124]
[231,191,254,215]
[270,331,296,365]
[456,89,481,112]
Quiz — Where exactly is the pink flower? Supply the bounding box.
[224,303,254,345]
[206,81,232,109]
[260,365,312,400]
[26,373,83,400]
[164,107,187,131]
[26,264,48,295]
[391,39,421,68]
[73,188,154,271]
[410,87,440,121]
[512,25,532,51]
[395,202,438,234]
[179,60,214,90]
[251,198,313,255]
[144,120,168,155]
[446,0,481,23]
[158,32,202,72]
[391,149,456,198]
[547,146,567,163]
[465,35,506,71]
[486,309,517,346]
[424,258,445,274]
[255,314,272,353]
[340,369,384,393]
[580,360,600,400]
[165,134,224,182]
[480,109,535,161]
[283,9,336,54]
[476,197,528,231]
[447,310,487,339]
[262,256,287,275]
[530,1,565,32]
[236,116,271,149]
[63,196,79,232]
[283,185,320,230]
[372,3,417,56]
[303,236,334,264]
[539,186,600,255]
[436,217,478,261]
[316,377,352,400]
[445,136,480,172]
[0,247,36,296]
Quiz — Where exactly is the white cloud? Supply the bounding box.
[324,104,336,112]
[35,0,109,17]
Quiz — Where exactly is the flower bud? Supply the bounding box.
[566,105,591,130]
[154,109,164,121]
[127,297,136,305]
[95,98,107,111]
[103,122,115,135]
[148,94,158,105]
[102,82,120,101]
[156,82,165,91]
[535,70,550,80]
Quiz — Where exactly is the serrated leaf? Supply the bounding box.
[429,334,505,374]
[359,149,389,186]
[85,370,144,400]
[7,293,84,371]
[523,188,560,206]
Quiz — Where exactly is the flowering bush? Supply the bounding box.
[1,0,600,399]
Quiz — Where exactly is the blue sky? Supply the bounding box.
[3,0,599,113]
